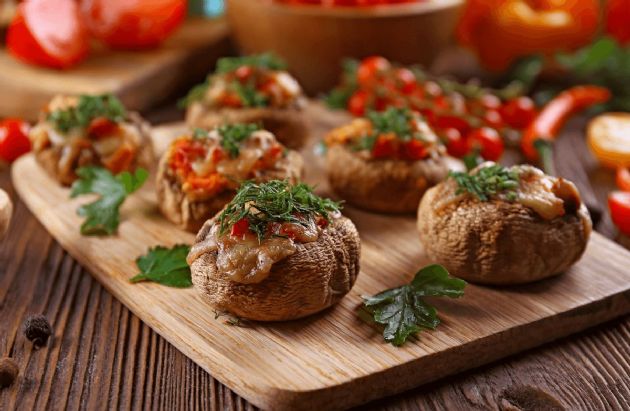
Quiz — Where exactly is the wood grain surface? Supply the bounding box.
[0,18,231,121]
[5,104,630,410]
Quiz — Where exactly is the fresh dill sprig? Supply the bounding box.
[217,123,260,158]
[449,164,520,202]
[218,180,342,241]
[216,53,287,74]
[48,94,127,133]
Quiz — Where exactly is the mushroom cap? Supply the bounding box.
[417,182,592,285]
[33,112,154,186]
[190,215,361,321]
[186,103,308,149]
[326,144,462,214]
[156,150,304,233]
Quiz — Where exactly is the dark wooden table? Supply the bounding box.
[1,109,629,411]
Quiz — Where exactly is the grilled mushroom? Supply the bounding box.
[29,94,153,186]
[188,181,361,321]
[183,54,308,149]
[325,108,463,213]
[156,124,303,232]
[417,162,592,285]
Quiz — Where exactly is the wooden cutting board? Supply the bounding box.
[11,103,630,410]
[0,18,230,121]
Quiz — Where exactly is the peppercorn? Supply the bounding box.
[23,315,53,348]
[0,358,18,388]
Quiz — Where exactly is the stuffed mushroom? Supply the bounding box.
[187,180,361,321]
[29,94,153,186]
[325,107,463,213]
[182,53,307,149]
[157,124,303,232]
[417,162,592,285]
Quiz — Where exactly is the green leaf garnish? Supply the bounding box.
[367,108,413,140]
[363,264,466,346]
[70,167,148,235]
[217,123,260,158]
[324,59,360,109]
[218,180,341,241]
[48,94,127,133]
[216,53,287,74]
[130,245,192,288]
[449,164,520,202]
[230,81,269,107]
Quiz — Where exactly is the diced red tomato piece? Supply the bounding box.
[402,139,428,161]
[235,65,254,81]
[466,127,504,161]
[88,117,119,139]
[348,90,370,116]
[7,0,89,69]
[609,191,630,236]
[231,218,251,237]
[357,56,391,87]
[103,144,136,174]
[371,134,398,159]
[0,118,31,163]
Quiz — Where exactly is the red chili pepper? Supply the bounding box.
[609,191,630,236]
[616,167,630,192]
[231,218,250,237]
[521,86,611,161]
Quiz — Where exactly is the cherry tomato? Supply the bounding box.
[357,56,391,87]
[500,97,537,129]
[394,68,417,94]
[348,90,370,116]
[402,140,428,161]
[0,119,31,163]
[466,127,504,161]
[609,191,630,236]
[235,66,254,82]
[82,0,186,49]
[7,0,89,69]
[605,0,630,45]
[441,128,468,158]
[483,109,504,128]
[478,94,502,110]
[616,167,630,192]
[231,218,251,237]
[435,115,470,135]
[433,95,450,112]
[371,134,398,159]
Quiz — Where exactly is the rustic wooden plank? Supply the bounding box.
[0,18,231,121]
[8,101,630,409]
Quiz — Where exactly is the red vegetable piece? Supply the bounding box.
[0,118,31,163]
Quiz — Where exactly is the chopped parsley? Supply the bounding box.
[230,81,268,107]
[218,180,341,241]
[367,108,413,139]
[363,264,466,346]
[130,245,192,288]
[217,123,260,158]
[48,94,127,133]
[449,164,520,202]
[216,53,287,74]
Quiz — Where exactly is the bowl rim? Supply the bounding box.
[227,0,464,18]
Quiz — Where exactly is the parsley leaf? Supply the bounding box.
[48,94,127,133]
[70,167,148,235]
[130,245,192,288]
[363,264,466,346]
[449,164,520,202]
[218,180,342,241]
[367,108,413,140]
[218,123,260,157]
[216,53,287,73]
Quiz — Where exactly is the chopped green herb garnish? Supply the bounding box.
[48,94,127,133]
[367,108,413,140]
[363,264,466,346]
[216,53,287,74]
[449,164,520,202]
[324,59,360,109]
[217,123,260,158]
[70,166,148,235]
[130,245,192,288]
[218,180,341,241]
[230,81,268,107]
[192,128,209,139]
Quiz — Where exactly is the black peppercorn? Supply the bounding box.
[0,358,18,388]
[23,315,52,348]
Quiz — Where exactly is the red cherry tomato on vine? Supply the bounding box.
[466,127,504,161]
[348,90,370,116]
[357,56,390,87]
[0,119,31,163]
[479,94,502,110]
[500,97,537,129]
[441,128,468,158]
[483,109,504,129]
[394,68,417,94]
[609,191,630,236]
[435,115,471,135]
[7,0,89,69]
[82,0,186,49]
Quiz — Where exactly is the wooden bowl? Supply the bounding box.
[225,0,464,94]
